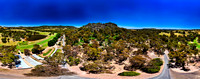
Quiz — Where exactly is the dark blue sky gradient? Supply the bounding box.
[0,0,200,29]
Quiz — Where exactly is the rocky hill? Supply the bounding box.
[82,22,118,31]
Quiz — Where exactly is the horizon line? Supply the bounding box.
[0,24,200,30]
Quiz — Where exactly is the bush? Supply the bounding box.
[124,65,135,71]
[24,49,31,56]
[80,62,103,74]
[25,65,75,76]
[129,55,146,69]
[150,58,163,66]
[141,65,160,73]
[140,58,163,73]
[32,44,43,54]
[118,71,140,76]
[1,38,7,43]
[80,61,112,74]
[67,56,80,66]
[48,40,55,46]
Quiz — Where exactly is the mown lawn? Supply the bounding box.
[16,33,57,51]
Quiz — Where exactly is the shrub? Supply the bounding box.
[24,49,31,56]
[67,56,80,66]
[124,65,135,71]
[1,38,7,43]
[150,58,163,66]
[25,65,75,76]
[80,61,112,74]
[74,58,80,65]
[32,44,43,54]
[80,62,103,74]
[48,40,55,46]
[140,58,163,73]
[118,71,140,76]
[129,55,146,69]
[141,65,161,73]
[32,48,40,54]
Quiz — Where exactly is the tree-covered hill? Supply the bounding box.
[82,22,118,31]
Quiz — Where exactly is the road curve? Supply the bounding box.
[150,51,172,79]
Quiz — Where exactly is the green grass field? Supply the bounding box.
[189,37,200,49]
[16,33,57,51]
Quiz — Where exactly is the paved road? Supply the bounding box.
[55,75,93,79]
[150,50,172,79]
[62,34,65,46]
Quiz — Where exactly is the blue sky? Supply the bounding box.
[0,0,200,29]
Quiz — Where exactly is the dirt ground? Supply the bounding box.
[68,61,164,79]
[170,69,200,79]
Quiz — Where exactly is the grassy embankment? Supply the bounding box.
[43,49,52,56]
[48,48,56,57]
[42,47,56,57]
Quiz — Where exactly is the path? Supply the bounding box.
[62,34,65,46]
[150,50,172,79]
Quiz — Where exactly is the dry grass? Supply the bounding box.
[159,32,189,37]
[27,30,50,35]
[6,29,25,32]
[159,32,170,37]
[0,33,20,46]
[0,29,51,46]
[174,33,183,37]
